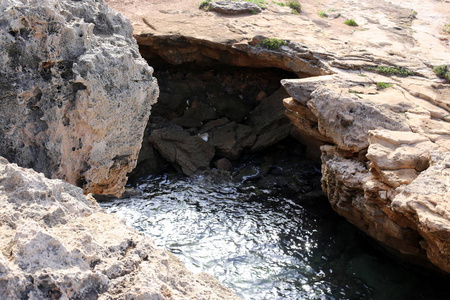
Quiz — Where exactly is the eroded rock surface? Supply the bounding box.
[105,0,450,272]
[206,1,262,15]
[284,75,450,272]
[0,0,158,196]
[0,157,239,299]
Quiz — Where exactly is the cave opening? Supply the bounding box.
[130,46,313,181]
[97,42,450,300]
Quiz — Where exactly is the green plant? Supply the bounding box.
[318,11,327,18]
[199,0,212,9]
[271,0,301,14]
[443,23,450,34]
[287,0,301,13]
[367,65,415,77]
[257,38,288,50]
[376,82,394,89]
[412,10,417,17]
[433,65,450,81]
[344,19,358,26]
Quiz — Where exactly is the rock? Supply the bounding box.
[0,157,239,299]
[214,158,233,171]
[106,0,450,273]
[173,99,219,128]
[286,74,450,272]
[392,151,450,273]
[206,1,262,15]
[246,88,292,151]
[0,0,158,196]
[207,93,251,123]
[200,118,256,160]
[149,128,215,175]
[127,132,167,180]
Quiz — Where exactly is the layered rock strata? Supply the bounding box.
[0,0,158,196]
[0,157,239,299]
[283,75,450,272]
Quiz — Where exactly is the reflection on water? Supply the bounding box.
[100,147,448,300]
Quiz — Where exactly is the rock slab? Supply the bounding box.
[0,0,159,196]
[0,157,240,299]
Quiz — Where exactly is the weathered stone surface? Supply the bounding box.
[246,88,292,151]
[207,1,262,15]
[0,0,158,197]
[106,0,450,273]
[200,118,256,160]
[150,128,215,175]
[392,152,450,273]
[286,75,450,272]
[0,157,239,299]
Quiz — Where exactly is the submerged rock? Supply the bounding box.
[0,157,239,299]
[0,0,158,196]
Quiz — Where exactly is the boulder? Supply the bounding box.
[246,88,292,151]
[0,0,158,196]
[206,1,262,15]
[200,118,256,160]
[0,157,239,299]
[149,128,215,175]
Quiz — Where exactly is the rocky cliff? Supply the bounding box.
[0,157,239,299]
[283,75,450,272]
[105,0,450,272]
[0,0,158,196]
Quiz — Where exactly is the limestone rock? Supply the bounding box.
[0,0,158,196]
[207,1,262,15]
[149,128,215,175]
[200,118,256,160]
[106,0,450,273]
[284,74,450,272]
[246,88,292,152]
[392,152,450,273]
[0,157,239,299]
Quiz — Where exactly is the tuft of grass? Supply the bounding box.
[273,0,301,14]
[443,23,450,34]
[257,38,288,50]
[199,0,212,9]
[376,82,394,89]
[318,11,328,18]
[367,65,415,77]
[433,65,450,81]
[287,0,301,14]
[344,19,358,26]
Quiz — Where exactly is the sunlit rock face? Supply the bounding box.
[0,157,240,299]
[284,75,450,273]
[0,0,158,196]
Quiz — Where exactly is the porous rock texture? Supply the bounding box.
[285,75,450,272]
[105,0,450,272]
[0,0,158,196]
[0,157,239,299]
